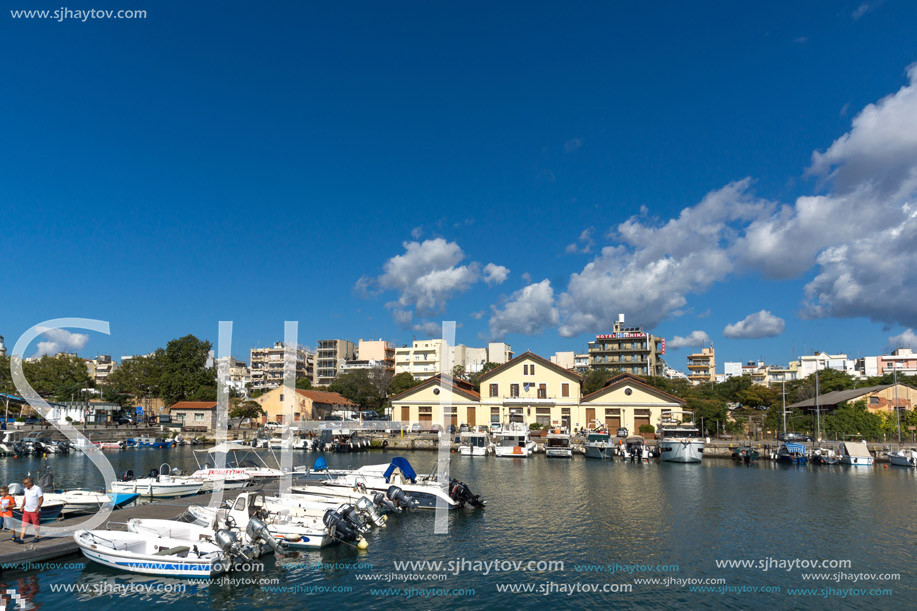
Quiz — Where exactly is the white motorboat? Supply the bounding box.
[189,492,347,550]
[657,411,704,463]
[268,436,293,450]
[99,441,123,450]
[74,529,251,578]
[584,428,613,459]
[127,510,282,558]
[319,458,486,509]
[194,442,298,480]
[837,440,875,466]
[0,431,24,455]
[110,464,204,498]
[493,422,536,457]
[888,449,917,468]
[458,429,491,456]
[619,435,652,462]
[544,427,572,458]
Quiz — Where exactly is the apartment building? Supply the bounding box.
[550,351,575,370]
[487,342,514,365]
[453,344,488,374]
[313,339,356,386]
[796,352,856,378]
[858,348,917,377]
[250,342,313,392]
[588,314,666,377]
[0,335,6,357]
[85,355,118,385]
[686,346,716,384]
[357,339,395,374]
[394,339,446,381]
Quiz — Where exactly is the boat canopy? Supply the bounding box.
[196,442,253,454]
[383,457,417,483]
[313,457,328,471]
[842,442,872,458]
[784,443,806,454]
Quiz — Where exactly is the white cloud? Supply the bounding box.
[470,310,485,320]
[668,330,711,350]
[888,328,917,350]
[558,180,769,337]
[377,238,480,314]
[483,263,510,286]
[410,226,423,239]
[34,328,90,357]
[565,227,595,254]
[413,321,445,337]
[391,308,413,328]
[564,138,582,153]
[489,280,559,339]
[852,1,883,20]
[723,311,786,339]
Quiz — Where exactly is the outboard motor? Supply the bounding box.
[32,442,46,454]
[37,470,54,490]
[8,483,24,495]
[57,441,71,454]
[386,486,418,510]
[148,468,160,480]
[448,479,486,508]
[337,504,369,534]
[355,495,386,527]
[246,516,283,555]
[323,508,361,543]
[214,528,250,563]
[12,442,28,455]
[373,492,400,514]
[121,469,135,482]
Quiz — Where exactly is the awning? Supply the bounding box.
[784,443,806,453]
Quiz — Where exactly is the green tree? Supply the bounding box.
[389,372,421,397]
[158,335,217,407]
[0,355,13,394]
[329,370,383,409]
[295,377,313,390]
[582,369,612,395]
[452,365,467,381]
[230,399,263,421]
[22,354,93,400]
[823,400,883,440]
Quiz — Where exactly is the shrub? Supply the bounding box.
[638,424,655,434]
[529,423,543,431]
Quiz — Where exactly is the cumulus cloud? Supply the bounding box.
[34,328,90,357]
[413,321,445,337]
[410,226,423,239]
[483,263,510,286]
[558,179,770,336]
[723,311,786,339]
[668,330,712,350]
[489,280,559,339]
[888,328,917,350]
[852,1,883,20]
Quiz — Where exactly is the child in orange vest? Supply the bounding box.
[0,486,15,540]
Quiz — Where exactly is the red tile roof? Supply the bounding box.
[295,389,357,406]
[169,401,218,410]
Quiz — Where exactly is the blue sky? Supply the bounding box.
[3,1,917,370]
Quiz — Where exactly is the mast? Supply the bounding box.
[782,379,787,437]
[894,364,901,446]
[814,367,821,442]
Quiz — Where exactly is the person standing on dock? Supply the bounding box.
[13,477,42,544]
[0,487,15,540]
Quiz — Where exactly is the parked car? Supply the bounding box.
[458,423,470,433]
[359,411,378,420]
[490,423,502,435]
[777,432,812,442]
[113,416,134,425]
[410,423,422,433]
[616,427,629,438]
[264,421,283,430]
[430,424,443,433]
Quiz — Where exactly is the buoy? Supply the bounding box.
[357,538,369,550]
[884,464,888,469]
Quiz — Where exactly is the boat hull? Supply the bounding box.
[110,480,204,498]
[584,444,613,459]
[74,531,229,578]
[545,448,572,458]
[658,439,704,463]
[888,452,917,467]
[840,456,874,466]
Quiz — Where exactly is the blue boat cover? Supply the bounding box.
[784,443,806,453]
[313,457,328,471]
[383,457,417,483]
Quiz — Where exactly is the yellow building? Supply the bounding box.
[581,374,687,434]
[687,346,716,384]
[390,374,482,427]
[255,387,357,424]
[478,352,583,429]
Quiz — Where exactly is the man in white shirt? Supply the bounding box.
[14,477,43,543]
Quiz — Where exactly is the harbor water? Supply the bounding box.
[1,447,914,609]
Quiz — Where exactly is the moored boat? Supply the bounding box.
[776,443,808,465]
[657,411,704,463]
[584,428,613,459]
[493,422,536,457]
[888,449,917,468]
[544,427,572,458]
[838,440,875,466]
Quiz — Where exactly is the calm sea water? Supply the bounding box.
[1,448,915,610]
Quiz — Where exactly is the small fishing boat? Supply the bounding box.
[888,448,917,468]
[99,441,123,450]
[837,440,875,466]
[7,483,66,523]
[810,447,839,465]
[776,443,808,465]
[730,445,759,464]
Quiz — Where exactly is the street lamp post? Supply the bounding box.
[893,363,901,447]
